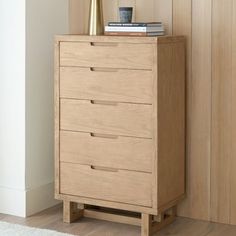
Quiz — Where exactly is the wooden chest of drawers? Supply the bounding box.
[55,35,185,236]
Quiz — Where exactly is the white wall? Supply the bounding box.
[25,0,68,216]
[0,0,26,217]
[0,0,68,217]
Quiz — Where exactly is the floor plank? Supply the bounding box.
[1,205,236,236]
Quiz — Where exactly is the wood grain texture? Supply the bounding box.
[4,206,236,236]
[172,0,192,219]
[56,34,159,43]
[211,0,233,224]
[84,0,90,34]
[83,208,141,226]
[179,0,212,221]
[60,41,154,70]
[54,40,60,195]
[58,193,157,215]
[141,214,151,236]
[103,0,118,25]
[190,0,211,221]
[60,99,153,138]
[63,201,83,223]
[69,0,86,34]
[60,67,153,104]
[230,0,236,225]
[152,33,158,213]
[157,41,186,209]
[67,0,236,225]
[141,209,177,236]
[60,130,153,173]
[55,36,186,233]
[151,208,176,234]
[135,0,153,22]
[172,0,236,225]
[60,162,152,207]
[154,0,173,35]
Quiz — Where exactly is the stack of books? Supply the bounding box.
[105,22,165,36]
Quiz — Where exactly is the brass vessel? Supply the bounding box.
[88,0,104,35]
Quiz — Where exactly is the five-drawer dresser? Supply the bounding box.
[55,35,186,236]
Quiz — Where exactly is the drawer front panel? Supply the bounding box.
[60,162,152,207]
[60,42,154,70]
[60,67,153,104]
[60,99,152,138]
[60,131,153,173]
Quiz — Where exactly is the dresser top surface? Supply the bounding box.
[55,35,185,44]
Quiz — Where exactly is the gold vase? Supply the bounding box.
[88,0,104,35]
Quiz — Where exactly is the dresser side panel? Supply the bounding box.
[157,40,186,209]
[152,43,158,212]
[54,39,60,196]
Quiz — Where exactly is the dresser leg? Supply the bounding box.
[151,207,176,234]
[63,200,84,223]
[141,213,152,236]
[141,207,176,236]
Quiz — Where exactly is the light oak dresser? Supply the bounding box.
[55,35,186,236]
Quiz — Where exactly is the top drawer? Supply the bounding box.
[60,42,154,70]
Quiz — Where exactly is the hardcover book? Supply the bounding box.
[105,26,164,33]
[108,22,162,27]
[104,31,165,36]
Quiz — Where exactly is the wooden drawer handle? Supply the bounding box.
[90,67,118,73]
[90,42,118,47]
[90,133,118,139]
[90,165,119,172]
[90,100,118,106]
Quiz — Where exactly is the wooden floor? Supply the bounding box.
[1,205,236,236]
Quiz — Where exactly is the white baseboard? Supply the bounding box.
[0,183,60,217]
[26,182,60,216]
[0,186,26,217]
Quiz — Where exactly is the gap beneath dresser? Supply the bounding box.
[63,200,176,236]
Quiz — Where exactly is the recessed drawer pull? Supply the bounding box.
[90,165,119,172]
[90,100,118,106]
[90,42,118,47]
[90,133,118,139]
[90,67,118,73]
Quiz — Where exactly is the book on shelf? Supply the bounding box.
[104,31,165,37]
[105,21,165,37]
[105,26,164,33]
[108,22,162,27]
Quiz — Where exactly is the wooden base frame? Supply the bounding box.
[63,200,176,236]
